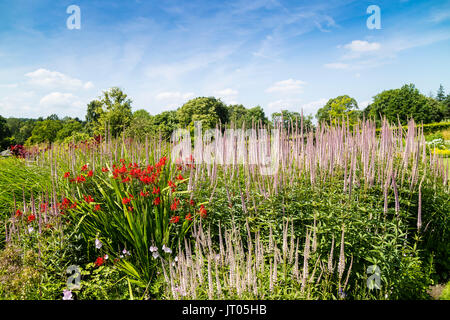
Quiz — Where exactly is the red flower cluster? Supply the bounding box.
[109,157,168,186]
[10,144,27,158]
[27,214,36,223]
[199,204,207,218]
[122,194,134,205]
[84,195,94,204]
[170,198,180,211]
[95,256,104,267]
[169,216,180,224]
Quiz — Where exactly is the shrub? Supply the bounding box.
[440,282,450,300]
[65,157,206,291]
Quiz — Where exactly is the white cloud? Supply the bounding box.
[299,98,328,113]
[214,88,238,96]
[0,83,18,88]
[267,98,302,112]
[155,91,194,101]
[324,62,349,69]
[39,92,83,109]
[154,91,195,110]
[343,40,381,52]
[266,79,306,94]
[359,100,371,108]
[25,68,94,90]
[214,88,239,104]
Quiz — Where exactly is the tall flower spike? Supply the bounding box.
[338,226,345,281]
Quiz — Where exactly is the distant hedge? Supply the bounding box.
[375,121,450,134]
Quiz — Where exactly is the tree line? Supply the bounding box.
[1,83,449,149]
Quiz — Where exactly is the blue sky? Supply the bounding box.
[0,0,449,120]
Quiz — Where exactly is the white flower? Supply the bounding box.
[149,245,158,253]
[152,251,159,259]
[174,256,178,262]
[63,290,73,300]
[122,249,130,256]
[95,238,102,249]
[28,226,34,233]
[104,254,109,260]
[162,244,172,254]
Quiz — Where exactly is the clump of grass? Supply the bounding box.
[0,157,52,216]
[0,245,42,299]
[159,220,353,300]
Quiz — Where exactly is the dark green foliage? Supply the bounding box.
[177,97,229,130]
[315,95,360,126]
[0,115,11,149]
[366,84,445,124]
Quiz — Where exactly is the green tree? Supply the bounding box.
[436,84,445,102]
[56,119,83,142]
[443,94,450,120]
[177,97,229,130]
[26,119,63,144]
[227,105,269,129]
[91,87,133,137]
[152,110,179,139]
[0,115,11,149]
[85,100,103,135]
[124,109,154,139]
[316,95,359,126]
[366,84,445,124]
[272,110,314,131]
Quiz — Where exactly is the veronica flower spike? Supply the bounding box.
[162,244,172,254]
[95,238,102,249]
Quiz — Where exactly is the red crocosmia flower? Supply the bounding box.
[81,164,88,171]
[122,177,130,183]
[199,204,207,218]
[140,191,149,197]
[170,198,180,211]
[185,213,193,221]
[118,165,127,174]
[122,197,131,205]
[76,175,86,183]
[127,206,134,211]
[168,180,175,188]
[94,204,101,211]
[153,197,161,206]
[70,202,77,209]
[64,172,71,178]
[40,203,48,212]
[27,214,36,222]
[102,167,109,172]
[176,174,183,181]
[152,187,160,195]
[15,209,23,217]
[169,216,180,224]
[87,170,93,177]
[189,199,195,206]
[119,158,125,163]
[84,195,94,204]
[95,256,104,267]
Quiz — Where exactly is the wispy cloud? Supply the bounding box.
[266,79,306,94]
[25,69,94,90]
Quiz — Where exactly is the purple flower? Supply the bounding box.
[63,290,73,300]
